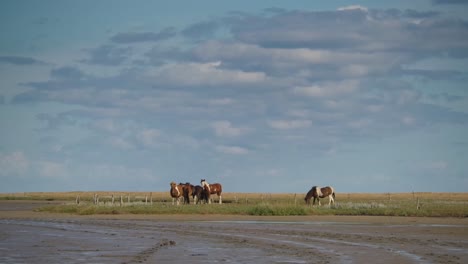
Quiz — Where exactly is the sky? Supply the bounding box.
[1,0,468,193]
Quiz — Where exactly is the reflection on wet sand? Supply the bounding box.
[0,201,467,263]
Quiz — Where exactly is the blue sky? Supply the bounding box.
[1,0,468,193]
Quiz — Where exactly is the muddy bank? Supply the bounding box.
[1,201,467,263]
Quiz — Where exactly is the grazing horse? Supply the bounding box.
[170,181,184,205]
[304,186,335,206]
[191,185,206,204]
[200,179,223,204]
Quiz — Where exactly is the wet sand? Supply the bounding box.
[1,201,467,263]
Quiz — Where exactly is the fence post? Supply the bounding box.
[416,197,421,210]
[145,195,148,205]
[294,193,297,206]
[76,195,80,205]
[112,194,115,205]
[120,195,123,207]
[150,192,153,205]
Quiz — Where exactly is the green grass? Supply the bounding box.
[34,200,468,217]
[3,191,467,217]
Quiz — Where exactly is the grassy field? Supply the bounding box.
[1,191,467,217]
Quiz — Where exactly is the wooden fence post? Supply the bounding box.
[120,195,123,207]
[76,195,80,205]
[112,194,115,205]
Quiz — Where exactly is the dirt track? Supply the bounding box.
[1,201,467,263]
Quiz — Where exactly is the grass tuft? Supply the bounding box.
[7,191,468,217]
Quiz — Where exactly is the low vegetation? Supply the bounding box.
[2,191,467,217]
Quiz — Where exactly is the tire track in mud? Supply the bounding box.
[124,239,176,264]
[122,220,462,264]
[141,222,432,264]
[87,221,331,263]
[2,219,466,263]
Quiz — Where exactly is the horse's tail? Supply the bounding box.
[332,191,336,200]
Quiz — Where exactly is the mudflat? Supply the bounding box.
[1,200,467,263]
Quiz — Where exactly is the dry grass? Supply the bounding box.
[2,191,467,217]
[1,191,468,203]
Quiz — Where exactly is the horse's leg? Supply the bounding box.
[329,194,334,206]
[172,197,175,205]
[318,198,321,206]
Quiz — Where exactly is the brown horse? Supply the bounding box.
[170,181,184,205]
[182,182,193,204]
[200,179,223,204]
[304,186,335,206]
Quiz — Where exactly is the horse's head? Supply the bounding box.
[200,179,207,186]
[170,181,177,188]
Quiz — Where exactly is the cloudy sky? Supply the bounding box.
[1,1,467,193]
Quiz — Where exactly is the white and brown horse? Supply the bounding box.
[170,181,185,205]
[304,186,335,206]
[200,179,223,204]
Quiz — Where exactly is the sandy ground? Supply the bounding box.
[0,201,467,263]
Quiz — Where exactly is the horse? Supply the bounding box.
[200,179,223,204]
[304,186,335,206]
[191,185,207,204]
[169,181,185,205]
[182,182,193,205]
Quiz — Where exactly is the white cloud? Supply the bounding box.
[0,152,68,180]
[423,161,448,170]
[147,61,266,86]
[208,98,234,105]
[39,161,68,179]
[136,129,161,147]
[0,151,29,177]
[402,116,415,125]
[212,121,248,137]
[92,119,119,133]
[215,145,249,155]
[348,118,372,129]
[194,41,389,74]
[268,119,311,130]
[108,137,135,150]
[293,80,359,98]
[337,5,368,12]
